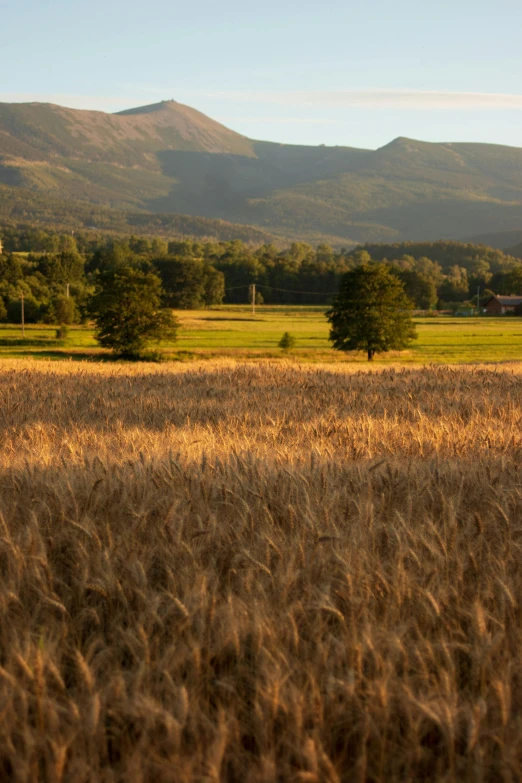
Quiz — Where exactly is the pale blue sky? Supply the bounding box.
[3,0,522,149]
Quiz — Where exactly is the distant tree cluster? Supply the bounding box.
[2,231,522,336]
[0,243,88,325]
[358,241,522,307]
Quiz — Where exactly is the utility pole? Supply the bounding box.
[66,283,70,298]
[21,293,25,338]
[251,283,256,316]
[477,285,480,315]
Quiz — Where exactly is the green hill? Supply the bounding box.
[2,100,522,245]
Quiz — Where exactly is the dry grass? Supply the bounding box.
[2,359,522,781]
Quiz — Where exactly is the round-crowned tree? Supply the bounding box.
[327,263,417,361]
[90,266,179,358]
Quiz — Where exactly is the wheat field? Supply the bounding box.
[1,359,522,782]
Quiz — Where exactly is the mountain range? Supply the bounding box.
[1,98,522,247]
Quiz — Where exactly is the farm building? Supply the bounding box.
[483,294,522,315]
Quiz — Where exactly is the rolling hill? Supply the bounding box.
[1,99,522,246]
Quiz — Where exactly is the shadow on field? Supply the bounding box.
[0,338,61,347]
[198,317,260,323]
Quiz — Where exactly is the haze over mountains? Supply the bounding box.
[1,98,522,246]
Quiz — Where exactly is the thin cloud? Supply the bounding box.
[207,90,522,110]
[221,117,335,125]
[4,89,522,114]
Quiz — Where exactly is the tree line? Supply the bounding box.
[2,231,522,324]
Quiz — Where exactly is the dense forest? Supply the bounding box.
[1,226,522,324]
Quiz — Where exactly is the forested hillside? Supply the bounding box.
[2,100,522,245]
[0,185,282,245]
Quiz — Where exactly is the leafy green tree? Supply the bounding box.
[216,255,265,305]
[150,237,169,257]
[129,236,151,255]
[279,332,296,351]
[202,265,225,306]
[467,259,492,297]
[155,257,224,308]
[89,266,178,357]
[35,251,85,287]
[327,264,417,361]
[389,267,437,309]
[51,294,77,325]
[438,266,469,302]
[55,324,69,340]
[88,242,143,275]
[0,256,52,322]
[415,257,444,288]
[0,297,6,322]
[0,253,24,285]
[316,244,335,265]
[350,249,372,266]
[489,266,522,295]
[6,292,41,324]
[155,258,206,309]
[43,234,60,253]
[58,234,78,254]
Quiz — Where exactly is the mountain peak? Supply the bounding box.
[378,136,418,150]
[115,100,179,116]
[110,99,255,155]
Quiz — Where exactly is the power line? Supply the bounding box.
[257,283,338,296]
[223,282,338,296]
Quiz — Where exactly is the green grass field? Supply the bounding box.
[1,306,522,363]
